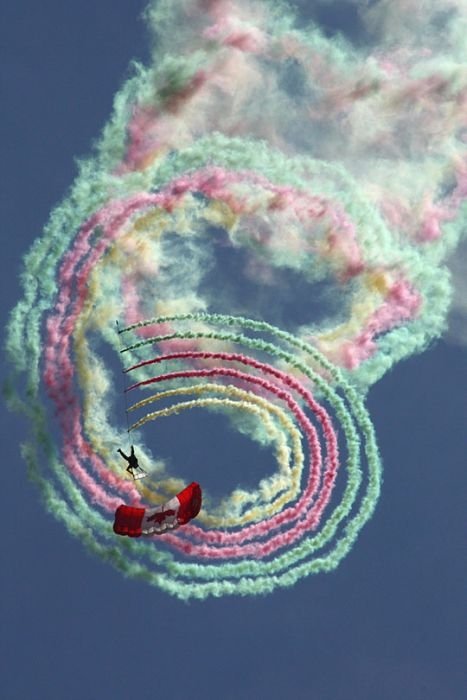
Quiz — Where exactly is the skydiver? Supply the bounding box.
[118,445,141,476]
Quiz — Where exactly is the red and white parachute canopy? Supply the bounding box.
[113,482,202,537]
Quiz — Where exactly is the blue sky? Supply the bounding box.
[1,2,466,699]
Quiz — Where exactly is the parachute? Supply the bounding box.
[113,482,202,537]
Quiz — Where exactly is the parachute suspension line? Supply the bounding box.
[115,320,131,443]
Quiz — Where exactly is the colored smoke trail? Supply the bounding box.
[5,0,466,599]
